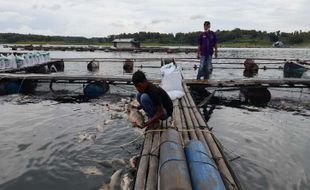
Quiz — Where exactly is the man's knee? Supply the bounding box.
[140,93,151,104]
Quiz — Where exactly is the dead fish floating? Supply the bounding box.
[78,133,96,143]
[127,108,145,128]
[80,166,103,176]
[110,113,124,120]
[96,124,105,132]
[99,169,133,190]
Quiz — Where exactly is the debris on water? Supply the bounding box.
[78,133,96,143]
[80,166,103,176]
[107,104,125,112]
[53,95,89,103]
[239,105,261,112]
[268,98,310,113]
[104,119,113,125]
[97,158,127,169]
[17,143,32,152]
[96,124,105,132]
[129,100,140,107]
[99,169,133,190]
[129,155,140,170]
[121,98,131,104]
[111,113,124,119]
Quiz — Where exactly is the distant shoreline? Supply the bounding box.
[1,42,310,49]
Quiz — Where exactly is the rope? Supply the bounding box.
[119,133,145,148]
[0,76,8,81]
[159,159,187,172]
[140,152,159,158]
[17,77,27,94]
[145,128,212,134]
[187,160,218,170]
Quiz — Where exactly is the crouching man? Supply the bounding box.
[132,70,173,129]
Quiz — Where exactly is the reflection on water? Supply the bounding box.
[0,94,142,190]
[0,47,310,190]
[209,106,310,190]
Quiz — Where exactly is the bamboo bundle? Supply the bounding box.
[184,78,310,87]
[180,96,210,154]
[145,127,160,190]
[182,83,207,127]
[134,130,153,190]
[182,83,238,190]
[172,100,182,131]
[179,103,190,144]
[180,98,198,140]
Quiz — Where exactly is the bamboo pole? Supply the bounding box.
[184,78,310,87]
[180,96,210,156]
[145,129,160,190]
[179,103,190,144]
[183,93,210,150]
[172,100,181,130]
[202,131,237,190]
[182,83,207,128]
[180,98,197,140]
[175,57,309,61]
[134,130,153,190]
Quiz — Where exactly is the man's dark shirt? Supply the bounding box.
[198,31,217,56]
[145,83,173,117]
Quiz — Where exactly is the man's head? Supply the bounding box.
[204,21,210,31]
[132,70,148,92]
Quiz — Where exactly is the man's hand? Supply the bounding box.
[134,122,146,129]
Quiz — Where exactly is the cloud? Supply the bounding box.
[2,25,56,36]
[0,0,309,37]
[41,4,62,11]
[151,19,170,24]
[190,15,205,20]
[0,11,34,23]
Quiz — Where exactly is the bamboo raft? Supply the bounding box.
[0,73,309,88]
[133,81,243,190]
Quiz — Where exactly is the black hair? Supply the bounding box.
[132,70,147,85]
[204,21,210,26]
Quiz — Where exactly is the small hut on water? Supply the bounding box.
[112,38,140,49]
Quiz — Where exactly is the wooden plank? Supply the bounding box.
[0,73,161,84]
[185,78,310,87]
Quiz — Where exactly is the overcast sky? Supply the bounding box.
[1,0,309,38]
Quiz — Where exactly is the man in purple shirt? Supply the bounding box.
[197,21,218,79]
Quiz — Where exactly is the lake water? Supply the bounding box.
[0,46,310,190]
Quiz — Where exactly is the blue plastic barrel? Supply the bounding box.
[159,129,192,190]
[284,61,307,78]
[5,82,20,94]
[184,139,226,190]
[83,81,109,98]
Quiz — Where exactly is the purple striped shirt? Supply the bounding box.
[198,31,217,56]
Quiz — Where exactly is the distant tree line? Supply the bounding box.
[0,29,309,45]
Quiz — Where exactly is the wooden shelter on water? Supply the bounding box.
[112,38,141,49]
